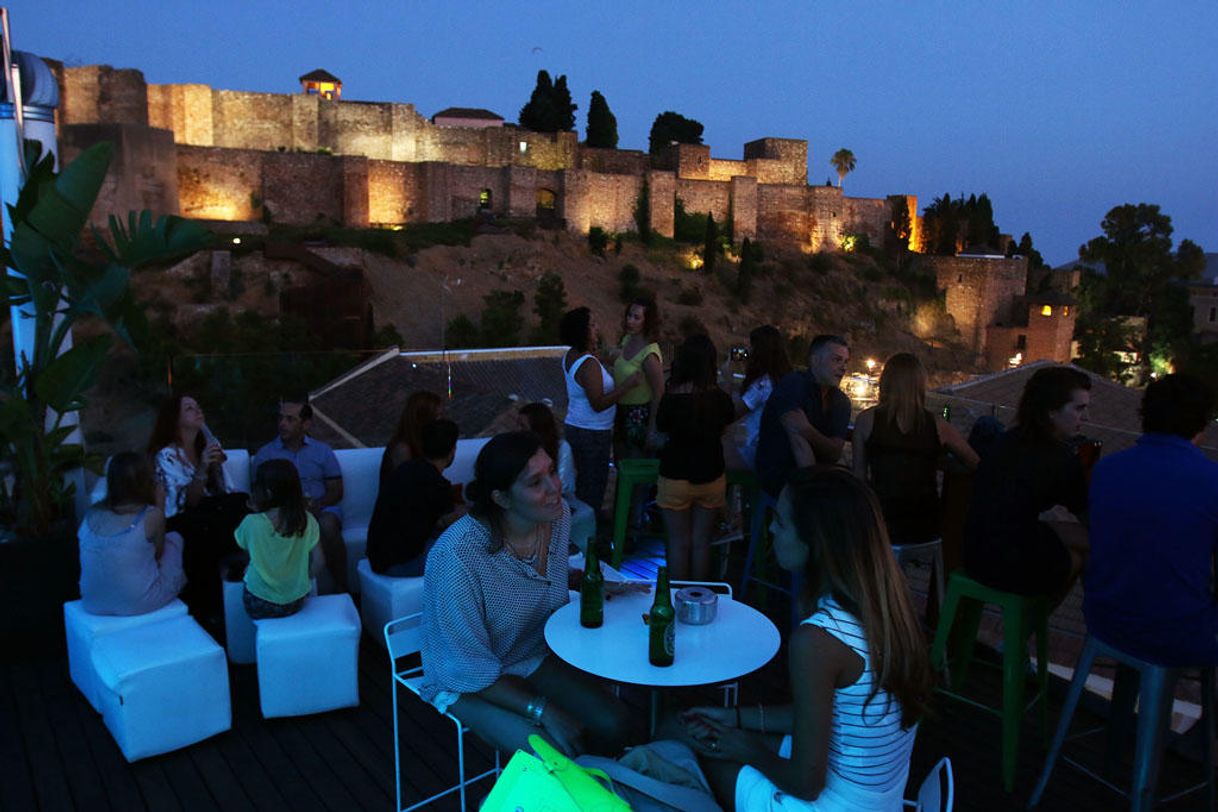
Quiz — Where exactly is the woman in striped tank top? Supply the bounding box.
[682,467,933,810]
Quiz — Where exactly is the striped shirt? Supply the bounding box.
[419,505,571,713]
[806,596,917,808]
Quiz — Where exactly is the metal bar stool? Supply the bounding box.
[1028,634,1216,810]
[610,458,661,569]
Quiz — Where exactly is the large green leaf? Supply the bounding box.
[32,334,112,414]
[99,210,213,269]
[8,142,113,284]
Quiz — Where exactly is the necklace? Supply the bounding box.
[505,524,543,565]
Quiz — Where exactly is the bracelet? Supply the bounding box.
[525,696,547,727]
[758,702,766,735]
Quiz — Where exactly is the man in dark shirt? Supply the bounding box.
[367,419,464,577]
[755,334,852,497]
[1084,374,1218,666]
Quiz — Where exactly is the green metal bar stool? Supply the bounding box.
[610,458,660,569]
[930,570,1051,792]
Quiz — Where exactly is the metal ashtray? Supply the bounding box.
[675,587,718,625]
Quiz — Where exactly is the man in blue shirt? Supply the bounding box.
[755,334,852,497]
[1084,373,1218,666]
[253,395,347,591]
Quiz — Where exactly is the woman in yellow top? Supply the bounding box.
[612,296,665,458]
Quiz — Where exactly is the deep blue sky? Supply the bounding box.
[15,1,1217,264]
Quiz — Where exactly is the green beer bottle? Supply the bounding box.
[648,566,675,666]
[580,545,604,628]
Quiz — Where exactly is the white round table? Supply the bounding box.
[545,589,781,688]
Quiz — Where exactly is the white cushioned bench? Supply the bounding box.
[254,594,361,717]
[356,558,425,649]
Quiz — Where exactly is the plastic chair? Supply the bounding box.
[611,458,661,568]
[385,613,501,811]
[929,570,1049,792]
[904,756,954,811]
[1027,635,1216,810]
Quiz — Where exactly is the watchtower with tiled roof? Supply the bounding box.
[299,69,341,100]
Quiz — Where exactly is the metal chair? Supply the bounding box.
[892,538,946,618]
[384,614,501,811]
[904,756,954,811]
[1027,634,1215,810]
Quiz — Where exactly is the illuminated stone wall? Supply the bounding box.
[561,169,644,234]
[675,178,731,223]
[743,138,807,185]
[177,145,262,221]
[59,122,179,224]
[1025,303,1076,365]
[577,147,650,175]
[931,255,1029,361]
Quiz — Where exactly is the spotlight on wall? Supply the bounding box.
[232,237,241,245]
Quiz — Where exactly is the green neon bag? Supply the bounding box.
[480,734,632,811]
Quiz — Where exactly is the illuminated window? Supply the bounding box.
[519,141,528,154]
[1063,306,1070,317]
[1041,305,1053,317]
[479,189,492,210]
[536,188,557,216]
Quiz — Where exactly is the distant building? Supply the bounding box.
[1186,253,1218,344]
[299,69,342,100]
[431,107,505,129]
[929,253,1077,371]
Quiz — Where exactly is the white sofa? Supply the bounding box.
[92,437,493,594]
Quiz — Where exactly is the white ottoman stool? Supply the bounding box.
[91,615,231,761]
[254,594,361,718]
[64,599,189,712]
[221,580,257,664]
[356,559,425,649]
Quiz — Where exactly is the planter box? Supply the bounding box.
[0,531,80,663]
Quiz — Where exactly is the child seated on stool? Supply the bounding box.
[235,459,319,619]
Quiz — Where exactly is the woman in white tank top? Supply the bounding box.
[681,468,933,811]
[558,307,640,521]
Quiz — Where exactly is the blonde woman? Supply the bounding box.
[851,353,977,545]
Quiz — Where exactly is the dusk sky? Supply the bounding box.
[14,1,1217,265]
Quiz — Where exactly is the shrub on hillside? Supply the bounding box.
[446,314,480,349]
[480,289,526,346]
[619,264,642,302]
[588,227,609,257]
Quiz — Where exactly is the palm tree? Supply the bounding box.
[830,148,856,188]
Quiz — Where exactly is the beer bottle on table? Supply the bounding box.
[648,566,675,667]
[580,544,604,628]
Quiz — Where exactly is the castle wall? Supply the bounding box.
[730,176,758,242]
[743,138,807,185]
[755,185,812,251]
[931,255,1029,360]
[212,90,298,151]
[675,178,731,222]
[177,144,262,221]
[59,123,179,225]
[561,169,642,234]
[576,146,649,176]
[708,158,748,182]
[842,196,891,245]
[648,171,676,238]
[806,186,849,251]
[367,159,420,224]
[1025,305,1076,364]
[56,65,148,126]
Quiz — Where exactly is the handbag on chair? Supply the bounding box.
[480,734,631,812]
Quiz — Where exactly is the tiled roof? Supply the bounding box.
[306,347,568,448]
[931,361,1218,461]
[432,107,504,121]
[299,69,341,83]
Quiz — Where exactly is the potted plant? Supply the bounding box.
[0,140,211,658]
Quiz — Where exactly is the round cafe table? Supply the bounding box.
[544,587,781,690]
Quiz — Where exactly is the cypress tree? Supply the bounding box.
[552,75,577,132]
[633,176,652,243]
[702,212,718,275]
[585,90,618,148]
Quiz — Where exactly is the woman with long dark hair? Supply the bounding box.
[655,334,736,580]
[380,390,445,485]
[851,352,977,545]
[419,432,634,757]
[682,467,932,809]
[730,324,792,470]
[147,394,247,619]
[964,365,1091,598]
[79,452,186,616]
[612,295,665,458]
[560,307,639,519]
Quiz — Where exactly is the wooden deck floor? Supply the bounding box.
[2,536,1214,811]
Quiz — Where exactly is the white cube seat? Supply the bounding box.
[254,594,360,717]
[356,559,425,649]
[91,615,231,761]
[64,598,189,712]
[221,579,257,664]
